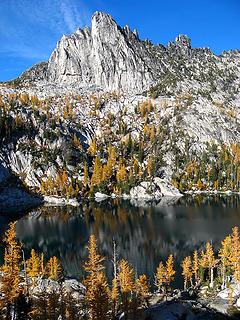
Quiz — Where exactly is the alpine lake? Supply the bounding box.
[0,194,240,288]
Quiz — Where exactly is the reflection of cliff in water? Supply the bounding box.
[15,195,240,287]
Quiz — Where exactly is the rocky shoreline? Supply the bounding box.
[27,277,240,319]
[1,176,239,214]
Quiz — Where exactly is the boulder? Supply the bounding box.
[95,192,109,201]
[31,278,85,299]
[44,196,67,205]
[217,286,240,299]
[154,177,182,197]
[62,279,85,295]
[236,298,240,308]
[67,198,80,207]
[130,181,162,200]
[144,301,195,320]
[43,196,79,206]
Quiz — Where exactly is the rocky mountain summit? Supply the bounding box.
[0,12,240,207]
[16,11,240,95]
[47,11,156,92]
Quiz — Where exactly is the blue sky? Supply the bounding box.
[0,0,240,81]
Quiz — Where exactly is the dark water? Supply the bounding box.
[1,194,240,288]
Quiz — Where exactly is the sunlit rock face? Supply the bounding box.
[46,12,211,93]
[43,11,240,94]
[17,10,240,96]
[47,11,194,93]
[47,12,158,92]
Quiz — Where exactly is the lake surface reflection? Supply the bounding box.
[2,194,240,288]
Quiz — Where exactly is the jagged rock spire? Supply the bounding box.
[43,12,227,93]
[175,34,191,48]
[47,11,157,92]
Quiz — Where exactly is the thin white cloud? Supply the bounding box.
[60,0,80,32]
[12,0,90,34]
[0,0,91,60]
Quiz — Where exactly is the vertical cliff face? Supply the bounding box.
[90,12,156,92]
[47,26,93,85]
[18,11,240,96]
[47,12,158,92]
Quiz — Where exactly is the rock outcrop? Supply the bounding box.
[130,181,162,200]
[144,300,233,320]
[46,12,158,92]
[17,11,240,94]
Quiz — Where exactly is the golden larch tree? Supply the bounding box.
[107,145,117,169]
[229,227,240,273]
[192,250,200,286]
[118,259,135,317]
[150,125,156,142]
[155,261,166,293]
[91,156,103,187]
[200,242,218,288]
[229,227,240,284]
[135,274,150,307]
[84,235,105,278]
[88,139,97,156]
[0,222,22,318]
[116,163,127,183]
[218,235,232,287]
[26,249,40,286]
[46,256,62,281]
[133,158,139,175]
[83,235,110,320]
[165,254,176,290]
[147,157,154,177]
[181,256,193,290]
[85,272,110,320]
